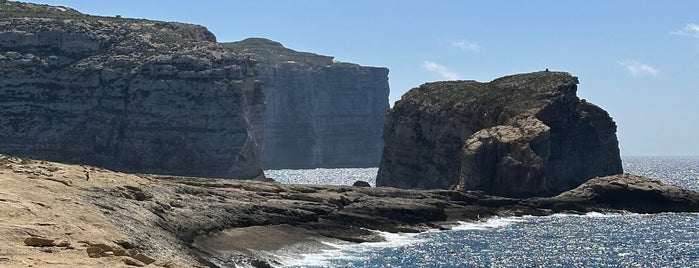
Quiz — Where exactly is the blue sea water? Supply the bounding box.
[265,156,699,267]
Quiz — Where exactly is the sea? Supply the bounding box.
[264,156,699,267]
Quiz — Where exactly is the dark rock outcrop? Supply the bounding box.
[224,38,390,169]
[541,174,699,213]
[92,172,699,266]
[0,2,264,178]
[352,180,372,187]
[377,72,623,197]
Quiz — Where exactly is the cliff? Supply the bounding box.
[224,38,390,169]
[0,1,265,178]
[377,71,623,197]
[1,154,696,267]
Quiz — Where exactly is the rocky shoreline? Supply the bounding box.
[1,2,698,268]
[2,155,698,267]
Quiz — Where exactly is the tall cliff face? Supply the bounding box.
[377,72,623,197]
[0,2,265,178]
[224,38,389,169]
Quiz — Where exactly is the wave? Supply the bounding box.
[268,212,643,267]
[269,230,427,267]
[545,211,630,218]
[451,216,527,231]
[450,212,633,231]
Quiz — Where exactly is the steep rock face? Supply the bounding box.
[377,72,623,197]
[0,2,264,178]
[224,38,389,169]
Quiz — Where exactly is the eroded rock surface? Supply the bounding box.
[0,1,264,178]
[377,71,623,197]
[1,154,696,267]
[225,38,389,169]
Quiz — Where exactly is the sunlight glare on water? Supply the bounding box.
[269,157,699,267]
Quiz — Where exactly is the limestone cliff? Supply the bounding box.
[224,38,389,169]
[0,1,265,178]
[377,71,623,197]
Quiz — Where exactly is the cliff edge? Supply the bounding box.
[377,71,623,197]
[0,1,264,178]
[224,38,390,169]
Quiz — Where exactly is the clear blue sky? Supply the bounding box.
[28,1,699,156]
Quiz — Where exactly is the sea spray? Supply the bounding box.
[451,216,527,231]
[276,229,428,267]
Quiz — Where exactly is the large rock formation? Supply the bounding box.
[224,38,390,169]
[0,1,264,178]
[377,71,623,197]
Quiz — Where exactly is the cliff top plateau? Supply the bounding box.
[223,38,335,67]
[0,1,216,41]
[401,71,578,113]
[378,71,623,197]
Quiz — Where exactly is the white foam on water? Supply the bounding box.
[269,230,428,267]
[451,216,527,231]
[547,211,630,218]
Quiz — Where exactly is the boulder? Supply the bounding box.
[377,71,623,197]
[23,237,54,247]
[546,174,699,213]
[86,247,104,258]
[352,180,372,187]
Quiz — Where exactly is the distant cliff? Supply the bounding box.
[0,1,265,178]
[377,72,623,197]
[224,38,389,169]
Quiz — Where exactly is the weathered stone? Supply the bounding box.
[132,253,156,265]
[543,174,699,213]
[86,247,104,258]
[114,239,135,249]
[352,180,372,187]
[0,2,264,179]
[4,152,699,267]
[224,38,389,169]
[53,240,70,247]
[122,257,146,267]
[377,72,623,197]
[113,249,129,256]
[126,249,139,257]
[89,243,113,252]
[23,237,54,247]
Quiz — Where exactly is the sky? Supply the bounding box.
[26,1,699,156]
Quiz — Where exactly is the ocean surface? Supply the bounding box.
[265,156,699,267]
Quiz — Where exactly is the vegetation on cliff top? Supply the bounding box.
[1,1,218,46]
[398,71,579,113]
[224,38,377,70]
[1,0,125,21]
[0,0,213,41]
[223,38,336,67]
